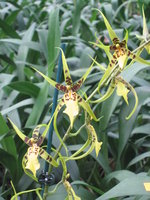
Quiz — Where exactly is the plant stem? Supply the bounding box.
[43,125,71,200]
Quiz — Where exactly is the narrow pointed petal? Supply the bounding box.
[32,67,57,88]
[39,148,58,167]
[90,80,115,103]
[57,48,73,86]
[8,118,30,145]
[129,52,150,66]
[89,56,106,71]
[95,9,118,42]
[87,124,102,157]
[142,6,149,39]
[72,60,95,91]
[126,83,138,120]
[116,81,129,104]
[90,40,112,62]
[78,95,99,121]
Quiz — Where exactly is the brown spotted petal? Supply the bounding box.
[63,95,79,128]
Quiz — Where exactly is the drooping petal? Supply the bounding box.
[8,118,31,146]
[39,148,58,167]
[64,98,79,128]
[87,124,102,157]
[58,48,73,86]
[125,82,138,120]
[116,81,129,104]
[90,79,115,103]
[22,153,38,181]
[78,95,99,122]
[64,134,92,161]
[25,152,40,177]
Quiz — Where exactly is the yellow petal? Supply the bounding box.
[144,182,150,191]
[25,147,40,177]
[116,82,129,104]
[117,54,127,69]
[87,124,102,157]
[63,99,79,128]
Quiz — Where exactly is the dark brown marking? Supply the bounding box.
[39,149,44,155]
[133,54,136,59]
[113,55,117,59]
[46,156,52,162]
[24,136,29,144]
[110,63,112,67]
[78,98,82,102]
[128,51,131,56]
[37,137,43,146]
[56,83,61,89]
[111,59,115,64]
[65,70,68,73]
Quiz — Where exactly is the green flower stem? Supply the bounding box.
[87,38,150,101]
[43,125,72,200]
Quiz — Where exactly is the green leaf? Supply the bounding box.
[0,148,18,183]
[0,113,9,136]
[16,23,35,80]
[47,7,61,75]
[128,152,150,167]
[117,87,150,166]
[8,81,40,98]
[0,18,20,38]
[96,174,150,200]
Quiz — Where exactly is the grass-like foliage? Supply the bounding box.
[0,1,150,200]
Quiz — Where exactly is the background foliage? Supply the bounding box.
[0,0,150,199]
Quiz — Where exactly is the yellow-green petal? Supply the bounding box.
[63,99,79,129]
[116,81,129,104]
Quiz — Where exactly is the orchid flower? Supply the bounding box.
[63,174,81,200]
[32,48,99,152]
[136,6,150,54]
[64,123,102,161]
[89,10,150,118]
[9,119,58,180]
[91,9,150,92]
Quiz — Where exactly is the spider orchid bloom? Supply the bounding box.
[64,123,102,161]
[136,6,150,54]
[63,174,81,200]
[8,119,58,180]
[33,48,99,130]
[91,10,150,92]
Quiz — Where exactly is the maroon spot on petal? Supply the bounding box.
[37,137,43,146]
[113,55,117,59]
[78,98,82,102]
[28,140,33,147]
[110,63,112,67]
[65,70,68,73]
[111,59,115,64]
[39,149,44,155]
[128,51,131,56]
[56,83,60,89]
[62,98,65,102]
[133,54,136,59]
[24,136,29,144]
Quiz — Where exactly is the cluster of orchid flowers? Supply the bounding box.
[9,9,150,200]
